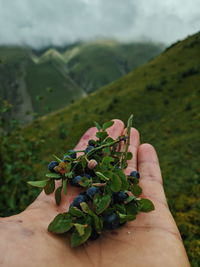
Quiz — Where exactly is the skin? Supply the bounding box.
[0,119,190,267]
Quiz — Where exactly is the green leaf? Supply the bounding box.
[125,202,139,215]
[102,156,114,165]
[113,204,126,214]
[130,184,142,197]
[128,176,139,185]
[96,131,108,140]
[27,180,49,188]
[80,203,103,233]
[139,199,155,212]
[102,147,110,154]
[95,171,110,181]
[110,173,122,192]
[53,154,63,163]
[69,206,85,217]
[93,216,103,234]
[125,195,137,203]
[80,202,93,215]
[115,169,129,190]
[71,225,92,247]
[55,186,62,205]
[48,213,73,233]
[118,213,136,223]
[94,121,101,131]
[44,179,55,195]
[79,177,92,187]
[94,194,111,214]
[45,173,61,179]
[74,223,86,236]
[63,180,67,195]
[102,121,114,131]
[126,152,133,160]
[65,171,73,178]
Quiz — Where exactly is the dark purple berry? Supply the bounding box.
[130,171,140,179]
[48,161,59,173]
[85,145,94,154]
[70,176,82,187]
[70,194,88,208]
[103,212,120,230]
[86,186,100,199]
[63,150,77,161]
[89,230,100,240]
[113,191,128,204]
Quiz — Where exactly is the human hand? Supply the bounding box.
[0,120,190,267]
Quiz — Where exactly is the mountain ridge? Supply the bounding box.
[0,40,163,123]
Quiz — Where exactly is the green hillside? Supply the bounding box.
[0,41,162,122]
[1,32,199,264]
[0,46,84,122]
[63,40,163,93]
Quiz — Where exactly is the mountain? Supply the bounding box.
[1,32,199,264]
[0,41,163,123]
[62,40,164,93]
[0,46,85,124]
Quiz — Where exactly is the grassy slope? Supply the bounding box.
[0,46,85,119]
[22,32,200,264]
[64,41,163,92]
[0,41,162,121]
[25,60,85,116]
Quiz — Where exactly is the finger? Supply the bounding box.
[74,127,97,151]
[107,119,125,139]
[121,128,140,175]
[138,143,168,206]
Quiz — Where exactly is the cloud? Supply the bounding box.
[0,0,199,48]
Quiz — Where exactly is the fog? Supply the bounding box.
[0,0,199,48]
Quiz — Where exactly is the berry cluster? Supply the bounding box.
[28,117,154,247]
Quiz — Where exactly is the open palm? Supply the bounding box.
[0,120,190,267]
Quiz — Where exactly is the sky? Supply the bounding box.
[0,0,199,48]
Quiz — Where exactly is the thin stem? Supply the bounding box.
[120,114,133,168]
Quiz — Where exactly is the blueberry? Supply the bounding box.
[130,171,140,179]
[63,150,77,161]
[86,186,100,199]
[84,173,92,179]
[70,194,88,208]
[70,175,82,187]
[85,145,94,154]
[113,191,128,204]
[48,161,59,173]
[88,139,96,146]
[103,212,120,230]
[79,192,90,202]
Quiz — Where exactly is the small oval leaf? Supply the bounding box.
[139,198,155,212]
[110,173,122,192]
[27,180,49,188]
[55,186,62,205]
[63,180,67,195]
[71,225,92,247]
[130,184,142,197]
[44,179,55,195]
[48,213,73,233]
[102,121,114,131]
[94,194,112,214]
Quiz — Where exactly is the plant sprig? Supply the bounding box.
[27,115,154,247]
